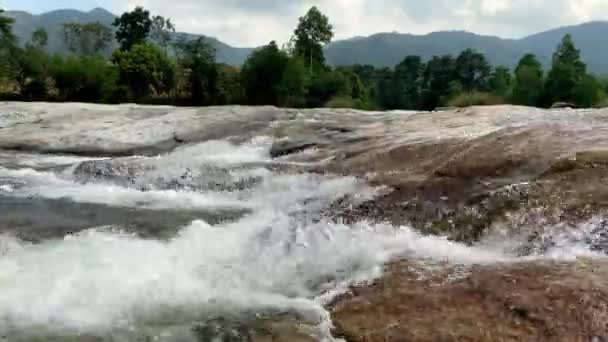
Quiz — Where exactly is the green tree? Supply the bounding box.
[293,6,333,73]
[511,54,544,106]
[13,28,52,99]
[174,36,218,105]
[0,10,17,80]
[150,15,175,51]
[113,7,152,51]
[306,70,351,107]
[572,74,604,108]
[13,46,50,99]
[277,57,309,107]
[374,67,399,109]
[454,48,491,91]
[51,54,120,103]
[421,55,456,110]
[393,55,425,109]
[62,22,112,55]
[542,34,586,106]
[488,66,512,97]
[241,41,289,105]
[112,43,175,100]
[30,27,48,49]
[215,64,243,105]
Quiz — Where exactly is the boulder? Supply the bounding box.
[332,260,608,341]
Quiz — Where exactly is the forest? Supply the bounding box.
[1,6,607,110]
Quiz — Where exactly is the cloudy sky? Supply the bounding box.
[3,0,608,46]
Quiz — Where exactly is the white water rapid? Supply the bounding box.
[0,137,605,341]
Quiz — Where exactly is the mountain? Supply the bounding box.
[4,8,253,65]
[325,21,608,74]
[5,8,608,74]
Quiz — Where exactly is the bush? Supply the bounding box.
[325,95,369,109]
[447,91,505,107]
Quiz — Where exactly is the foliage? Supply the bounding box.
[112,43,175,100]
[150,15,175,51]
[50,54,121,103]
[0,10,17,79]
[421,55,456,110]
[447,91,505,107]
[306,70,351,107]
[30,28,48,49]
[113,7,152,51]
[572,74,605,108]
[241,41,289,105]
[174,36,218,105]
[2,6,607,110]
[391,55,425,109]
[62,22,112,55]
[277,57,309,107]
[488,66,512,97]
[293,6,333,73]
[12,46,51,99]
[542,34,587,106]
[454,48,491,91]
[511,54,544,106]
[216,64,243,105]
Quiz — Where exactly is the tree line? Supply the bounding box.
[0,7,607,109]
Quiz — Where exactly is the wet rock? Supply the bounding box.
[332,260,608,342]
[270,138,320,158]
[72,158,259,192]
[551,101,577,109]
[0,196,248,241]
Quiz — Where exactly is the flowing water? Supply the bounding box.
[0,137,605,341]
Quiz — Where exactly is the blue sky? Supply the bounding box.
[3,0,608,46]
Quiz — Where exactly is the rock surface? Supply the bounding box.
[3,102,608,340]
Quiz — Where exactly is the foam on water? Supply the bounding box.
[0,167,245,211]
[0,137,605,339]
[0,216,510,335]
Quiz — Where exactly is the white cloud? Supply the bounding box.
[104,0,608,46]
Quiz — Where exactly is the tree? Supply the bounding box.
[113,7,152,51]
[572,74,604,108]
[216,64,243,105]
[50,54,120,103]
[13,46,50,99]
[488,66,512,97]
[454,49,491,91]
[62,22,112,55]
[393,55,425,109]
[174,36,218,105]
[306,70,351,107]
[421,55,456,110]
[112,43,175,100]
[542,34,586,106]
[30,27,48,49]
[293,6,333,73]
[15,28,51,99]
[150,15,175,51]
[511,54,544,106]
[241,41,289,105]
[374,67,399,109]
[277,57,309,107]
[0,10,17,79]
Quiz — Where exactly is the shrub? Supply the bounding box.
[325,95,369,109]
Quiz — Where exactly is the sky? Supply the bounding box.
[2,0,608,47]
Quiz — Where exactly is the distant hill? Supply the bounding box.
[325,21,608,75]
[5,8,608,74]
[4,8,253,65]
